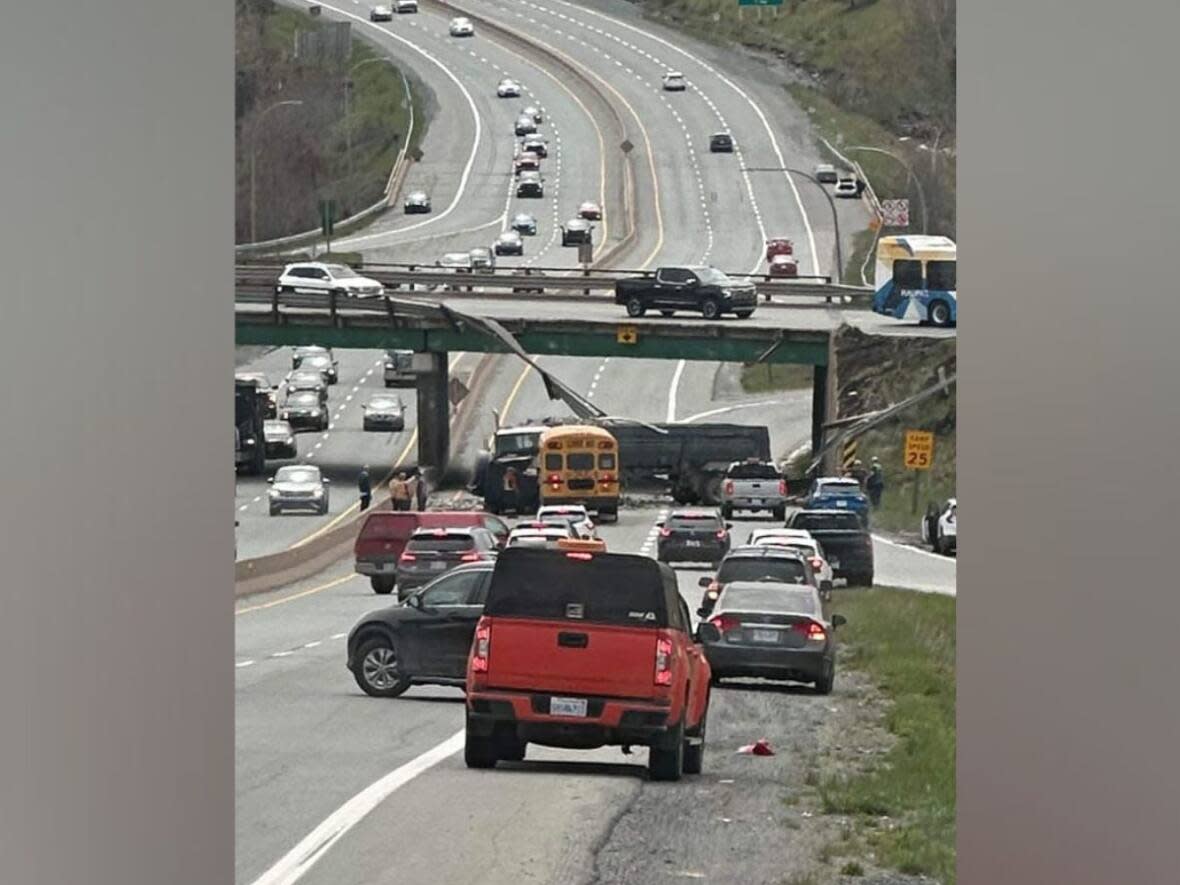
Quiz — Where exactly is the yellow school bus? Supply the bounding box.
[537,424,620,521]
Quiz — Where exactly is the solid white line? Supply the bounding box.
[873,533,958,564]
[236,660,256,669]
[303,641,323,649]
[679,398,784,424]
[666,359,686,423]
[331,632,348,640]
[248,730,465,885]
[271,651,295,658]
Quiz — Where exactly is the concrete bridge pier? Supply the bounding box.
[811,363,828,463]
[415,352,450,473]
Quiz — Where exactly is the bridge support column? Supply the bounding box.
[416,352,450,473]
[811,363,829,465]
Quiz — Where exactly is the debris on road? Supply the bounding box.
[736,738,775,756]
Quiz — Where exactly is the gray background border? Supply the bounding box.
[2,0,1180,882]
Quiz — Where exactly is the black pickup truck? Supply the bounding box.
[615,266,757,320]
[786,509,874,587]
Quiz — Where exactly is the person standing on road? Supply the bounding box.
[502,466,519,516]
[389,471,412,511]
[414,468,429,511]
[850,459,868,489]
[358,465,372,512]
[866,457,885,507]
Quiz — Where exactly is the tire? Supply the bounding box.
[720,503,733,520]
[464,718,499,769]
[353,637,412,698]
[700,298,720,320]
[370,576,395,595]
[929,299,953,327]
[734,310,754,319]
[320,502,329,516]
[269,504,279,516]
[625,297,646,318]
[814,664,835,695]
[497,732,527,762]
[648,719,685,782]
[772,505,786,522]
[701,475,723,506]
[660,310,675,317]
[683,698,708,775]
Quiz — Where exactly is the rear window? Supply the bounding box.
[792,512,862,531]
[727,463,781,480]
[567,452,594,471]
[817,482,863,496]
[598,453,616,470]
[485,549,668,627]
[670,514,720,529]
[544,453,562,470]
[407,536,474,552]
[717,558,807,585]
[721,585,819,615]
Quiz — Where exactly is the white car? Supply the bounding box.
[578,200,602,220]
[522,105,543,124]
[746,528,835,596]
[506,526,572,549]
[369,5,392,21]
[834,174,860,197]
[276,262,384,298]
[268,465,330,516]
[514,114,537,137]
[395,0,418,12]
[438,252,473,271]
[497,78,522,98]
[662,71,687,91]
[814,163,838,184]
[922,497,957,555]
[536,504,595,539]
[449,17,474,37]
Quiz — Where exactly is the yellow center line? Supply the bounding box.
[235,573,358,616]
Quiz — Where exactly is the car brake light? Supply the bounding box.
[715,529,727,540]
[709,614,740,633]
[778,479,787,496]
[654,637,673,686]
[793,621,827,641]
[599,474,615,485]
[472,621,491,673]
[399,551,416,563]
[724,480,734,496]
[809,557,824,570]
[547,473,561,484]
[565,551,592,560]
[432,529,447,537]
[460,552,482,562]
[659,527,671,537]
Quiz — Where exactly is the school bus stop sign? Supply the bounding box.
[617,325,638,345]
[904,430,934,470]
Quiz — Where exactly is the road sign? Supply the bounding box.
[903,430,934,470]
[318,199,337,237]
[617,325,638,345]
[620,139,634,154]
[448,376,469,407]
[738,0,782,5]
[841,438,858,473]
[881,199,910,228]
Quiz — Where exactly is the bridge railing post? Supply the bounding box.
[271,285,280,323]
[329,289,338,324]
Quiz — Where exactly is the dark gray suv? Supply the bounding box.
[394,526,499,600]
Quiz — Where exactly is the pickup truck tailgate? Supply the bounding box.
[485,618,660,700]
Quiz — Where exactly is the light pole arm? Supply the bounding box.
[846,145,928,233]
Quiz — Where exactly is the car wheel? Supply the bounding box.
[648,719,685,782]
[464,715,499,769]
[497,732,527,762]
[701,298,720,320]
[319,502,329,516]
[682,697,707,775]
[929,299,953,327]
[269,504,279,516]
[353,637,412,698]
[660,310,675,317]
[720,503,733,520]
[815,663,835,695]
[772,505,786,521]
[370,576,395,594]
[625,297,646,317]
[735,310,754,319]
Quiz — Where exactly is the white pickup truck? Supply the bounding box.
[720,459,787,520]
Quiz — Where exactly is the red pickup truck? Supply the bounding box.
[464,547,711,780]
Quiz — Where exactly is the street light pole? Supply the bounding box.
[845,145,928,234]
[249,99,303,243]
[344,57,395,186]
[741,165,843,283]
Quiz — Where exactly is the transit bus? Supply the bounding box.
[871,235,957,327]
[537,424,620,521]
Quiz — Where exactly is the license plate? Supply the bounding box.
[429,561,446,570]
[685,540,700,547]
[750,498,763,506]
[751,629,779,644]
[830,558,840,569]
[549,696,587,717]
[835,500,848,508]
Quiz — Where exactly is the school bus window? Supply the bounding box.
[567,452,595,471]
[893,259,923,289]
[927,260,956,290]
[544,453,562,470]
[598,453,616,470]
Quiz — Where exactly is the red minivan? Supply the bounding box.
[355,510,510,594]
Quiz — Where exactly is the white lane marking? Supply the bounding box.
[239,504,249,512]
[873,533,960,566]
[311,2,484,250]
[271,651,295,658]
[236,660,256,669]
[304,641,323,649]
[331,632,348,640]
[248,730,466,885]
[666,359,686,423]
[679,398,784,424]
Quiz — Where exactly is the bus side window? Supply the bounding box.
[893,259,924,289]
[927,260,956,291]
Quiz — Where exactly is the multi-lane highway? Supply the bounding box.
[236,3,955,881]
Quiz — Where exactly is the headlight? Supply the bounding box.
[268,489,279,498]
[310,408,321,416]
[313,488,324,497]
[244,438,256,445]
[285,437,295,445]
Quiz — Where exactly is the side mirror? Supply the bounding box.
[725,522,733,530]
[267,478,274,484]
[406,594,422,609]
[323,478,331,484]
[698,576,712,588]
[696,622,721,643]
[831,614,847,628]
[654,520,664,528]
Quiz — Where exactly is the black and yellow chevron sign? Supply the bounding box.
[841,439,858,472]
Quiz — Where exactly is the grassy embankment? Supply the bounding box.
[812,587,956,883]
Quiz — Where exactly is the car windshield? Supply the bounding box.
[326,265,357,279]
[514,215,532,223]
[277,468,319,483]
[290,374,321,386]
[721,585,819,615]
[791,512,862,531]
[717,558,807,585]
[494,431,540,456]
[264,421,289,433]
[727,462,781,480]
[369,398,399,410]
[694,267,732,285]
[287,392,318,406]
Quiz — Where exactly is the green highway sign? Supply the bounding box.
[738,0,783,5]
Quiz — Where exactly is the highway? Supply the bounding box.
[235,3,955,880]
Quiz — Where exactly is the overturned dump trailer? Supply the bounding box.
[471,419,771,510]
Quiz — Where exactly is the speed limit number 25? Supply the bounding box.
[904,430,934,470]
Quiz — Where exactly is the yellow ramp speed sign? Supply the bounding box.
[903,430,934,470]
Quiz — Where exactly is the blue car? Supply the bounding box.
[806,477,870,526]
